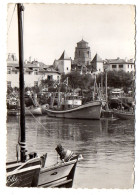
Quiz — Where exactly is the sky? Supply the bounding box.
[7,4,135,65]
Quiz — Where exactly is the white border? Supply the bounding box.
[0,0,138,195]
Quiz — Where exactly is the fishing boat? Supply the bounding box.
[7,106,42,116]
[45,74,102,119]
[113,109,135,120]
[6,3,82,188]
[46,100,102,119]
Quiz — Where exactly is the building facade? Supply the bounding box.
[74,39,91,66]
[7,54,61,88]
[103,58,135,72]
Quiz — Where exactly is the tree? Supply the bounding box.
[96,70,134,92]
[40,79,56,92]
[61,72,94,92]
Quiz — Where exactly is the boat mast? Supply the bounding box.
[17,3,26,162]
[93,75,96,100]
[105,69,108,111]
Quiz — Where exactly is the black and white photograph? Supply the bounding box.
[0,0,138,193]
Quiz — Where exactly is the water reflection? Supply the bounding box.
[7,116,135,188]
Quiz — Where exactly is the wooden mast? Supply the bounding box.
[17,3,26,162]
[105,69,108,110]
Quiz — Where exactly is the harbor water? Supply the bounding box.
[6,116,135,188]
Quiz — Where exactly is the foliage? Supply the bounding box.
[96,70,134,92]
[40,79,56,92]
[61,72,94,91]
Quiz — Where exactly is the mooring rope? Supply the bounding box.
[26,108,51,134]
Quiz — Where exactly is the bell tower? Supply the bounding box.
[74,39,91,66]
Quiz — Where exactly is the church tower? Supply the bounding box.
[74,39,91,66]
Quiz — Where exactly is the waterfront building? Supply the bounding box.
[74,39,91,66]
[53,51,72,74]
[103,58,135,72]
[7,53,61,88]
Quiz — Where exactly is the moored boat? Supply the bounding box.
[113,109,135,120]
[46,100,102,119]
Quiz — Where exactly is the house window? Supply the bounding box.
[128,65,129,68]
[67,67,68,70]
[48,75,53,80]
[112,65,116,68]
[131,65,133,68]
[119,65,123,68]
[7,81,11,87]
[79,51,80,56]
[15,71,17,74]
[57,76,59,80]
[34,81,38,87]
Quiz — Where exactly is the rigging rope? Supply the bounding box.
[25,108,51,135]
[7,4,16,34]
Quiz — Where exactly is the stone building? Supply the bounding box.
[53,51,71,74]
[74,39,91,66]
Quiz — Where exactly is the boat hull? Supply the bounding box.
[38,159,78,188]
[113,111,135,120]
[46,101,102,119]
[6,158,41,187]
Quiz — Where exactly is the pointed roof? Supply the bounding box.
[91,53,103,63]
[59,51,71,60]
[77,39,88,44]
